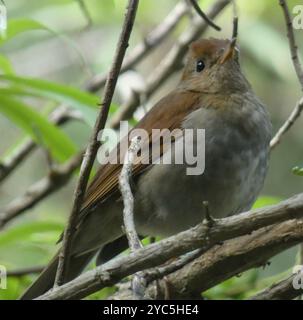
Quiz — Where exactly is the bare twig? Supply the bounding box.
[231,0,238,40]
[0,152,83,229]
[268,7,303,297]
[36,193,303,299]
[119,136,146,298]
[109,249,204,300]
[119,136,142,252]
[0,139,35,183]
[249,274,303,300]
[145,249,203,285]
[76,0,93,29]
[188,0,221,31]
[87,1,189,92]
[54,0,140,287]
[202,200,215,227]
[270,97,303,149]
[279,0,303,88]
[7,266,44,277]
[271,0,303,149]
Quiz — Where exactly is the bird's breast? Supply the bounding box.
[134,97,271,237]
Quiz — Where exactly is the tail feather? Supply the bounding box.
[96,235,129,265]
[96,234,145,265]
[20,250,96,300]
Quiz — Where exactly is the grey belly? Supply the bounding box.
[134,141,268,237]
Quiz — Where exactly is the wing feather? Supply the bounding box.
[81,90,201,216]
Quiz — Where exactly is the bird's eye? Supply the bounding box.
[196,60,205,73]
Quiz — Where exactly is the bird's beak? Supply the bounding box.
[220,38,237,64]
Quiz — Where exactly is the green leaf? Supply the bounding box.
[0,221,63,247]
[253,196,282,209]
[0,19,49,46]
[0,54,14,74]
[0,18,88,74]
[0,95,77,162]
[0,74,99,126]
[293,165,303,176]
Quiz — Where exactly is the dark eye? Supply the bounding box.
[196,60,205,72]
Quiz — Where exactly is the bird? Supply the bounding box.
[21,38,272,299]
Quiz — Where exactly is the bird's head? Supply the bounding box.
[180,38,250,94]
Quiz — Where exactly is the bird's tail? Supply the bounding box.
[20,250,96,300]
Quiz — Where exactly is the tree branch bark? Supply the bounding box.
[249,274,303,300]
[36,193,303,300]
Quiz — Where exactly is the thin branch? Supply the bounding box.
[119,136,146,299]
[145,248,203,285]
[109,249,204,300]
[270,0,303,148]
[188,0,221,31]
[249,274,303,300]
[270,97,303,149]
[76,0,93,29]
[279,0,303,88]
[87,1,189,92]
[54,0,140,287]
[36,193,303,300]
[231,0,238,40]
[119,136,142,252]
[0,152,83,229]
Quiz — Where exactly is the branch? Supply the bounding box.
[231,0,238,40]
[270,97,303,149]
[188,0,221,31]
[76,0,93,29]
[249,274,303,300]
[87,1,189,92]
[0,152,83,229]
[279,0,303,88]
[36,193,303,299]
[148,219,303,299]
[270,0,303,149]
[54,0,140,287]
[119,136,142,252]
[119,136,146,298]
[108,249,204,300]
[111,220,303,300]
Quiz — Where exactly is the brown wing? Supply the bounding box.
[81,89,202,215]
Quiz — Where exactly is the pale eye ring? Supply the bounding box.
[196,60,205,72]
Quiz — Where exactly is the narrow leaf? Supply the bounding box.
[0,95,77,162]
